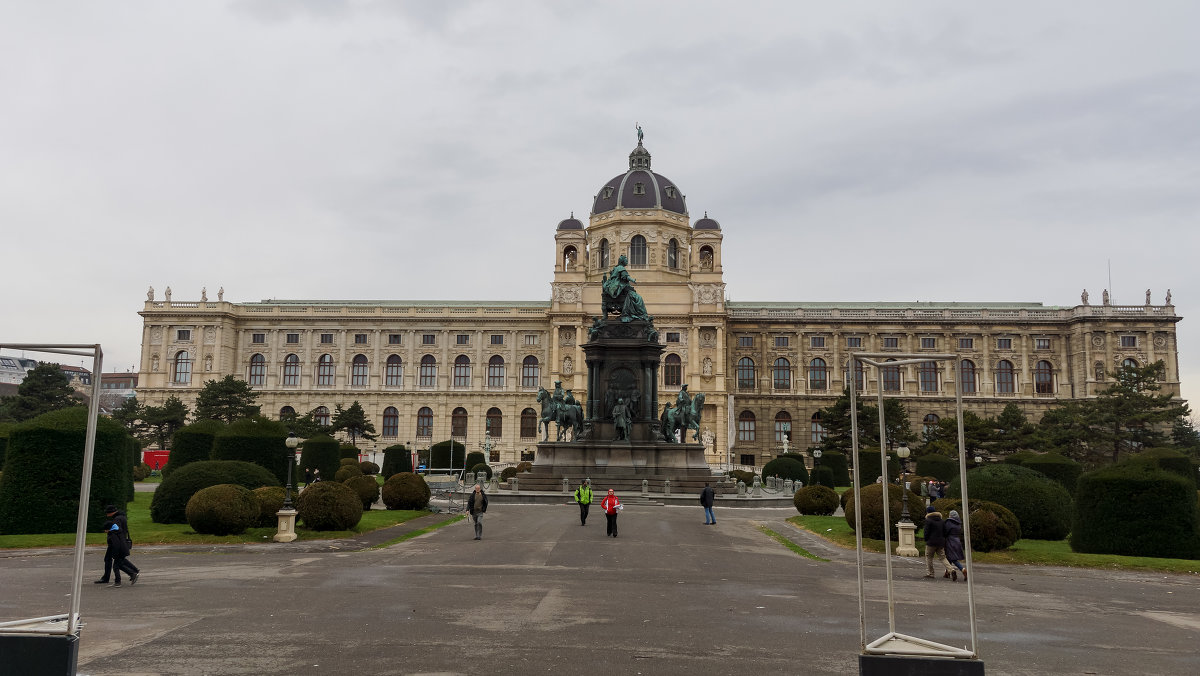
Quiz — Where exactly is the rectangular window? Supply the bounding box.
[739,454,756,467]
[286,333,300,344]
[997,338,1012,350]
[1120,336,1137,348]
[666,332,681,343]
[320,333,334,344]
[177,329,191,341]
[1035,338,1051,350]
[490,334,504,345]
[422,334,436,345]
[921,337,936,349]
[883,337,899,349]
[959,338,974,350]
[456,334,470,345]
[524,334,538,346]
[775,336,789,348]
[388,334,402,345]
[738,336,753,348]
[810,336,825,348]
[846,337,862,348]
[354,333,367,345]
[250,333,265,344]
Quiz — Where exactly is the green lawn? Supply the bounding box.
[0,492,430,549]
[789,515,1200,575]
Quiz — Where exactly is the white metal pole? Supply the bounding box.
[955,359,980,657]
[849,353,866,651]
[877,376,896,634]
[68,345,103,635]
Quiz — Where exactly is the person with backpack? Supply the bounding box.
[573,479,593,526]
[94,504,138,587]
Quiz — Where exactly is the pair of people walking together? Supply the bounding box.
[923,506,967,581]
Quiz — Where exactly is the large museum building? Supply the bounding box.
[137,139,1183,465]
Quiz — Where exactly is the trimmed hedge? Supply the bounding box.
[339,445,360,460]
[334,465,363,482]
[1022,453,1083,495]
[299,434,341,485]
[500,466,518,482]
[358,461,379,475]
[465,451,486,472]
[0,422,11,469]
[0,407,133,534]
[252,486,286,527]
[163,419,225,478]
[468,462,493,481]
[381,444,413,479]
[516,461,533,473]
[1138,447,1196,487]
[210,418,291,486]
[726,469,757,487]
[811,465,835,489]
[430,440,466,471]
[345,474,381,510]
[340,457,359,467]
[794,485,839,515]
[855,451,900,486]
[915,454,958,483]
[932,498,1021,552]
[1071,461,1200,559]
[1003,450,1040,466]
[382,472,431,510]
[948,464,1073,541]
[819,450,851,487]
[151,460,279,524]
[186,484,259,536]
[762,456,809,484]
[297,481,363,531]
[844,483,923,540]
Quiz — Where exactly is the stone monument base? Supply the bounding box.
[518,441,720,493]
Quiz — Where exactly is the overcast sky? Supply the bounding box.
[2,1,1198,408]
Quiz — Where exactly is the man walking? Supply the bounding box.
[601,489,622,537]
[923,506,954,579]
[95,504,138,587]
[700,482,716,525]
[574,478,593,526]
[467,483,488,540]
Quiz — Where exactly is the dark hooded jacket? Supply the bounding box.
[923,511,947,548]
[104,509,132,557]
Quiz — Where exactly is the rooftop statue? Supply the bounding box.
[601,254,652,323]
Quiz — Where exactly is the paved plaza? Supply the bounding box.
[2,502,1199,675]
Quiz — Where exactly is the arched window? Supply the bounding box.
[923,413,940,436]
[453,355,471,388]
[521,356,540,388]
[737,410,756,442]
[283,354,300,386]
[382,407,399,437]
[630,234,647,265]
[487,356,505,388]
[773,358,791,390]
[351,354,369,387]
[314,406,330,427]
[996,360,1015,393]
[737,357,756,390]
[416,406,433,437]
[774,411,792,443]
[279,405,296,419]
[958,360,976,394]
[919,361,939,392]
[385,355,403,387]
[486,407,503,437]
[1122,358,1139,370]
[451,407,468,437]
[563,245,577,270]
[664,354,682,387]
[316,354,334,387]
[699,245,714,270]
[1034,360,1054,394]
[1094,361,1105,381]
[520,407,538,438]
[882,359,901,392]
[844,359,865,392]
[419,355,437,388]
[808,358,828,391]
[811,412,827,444]
[598,238,610,269]
[248,353,266,386]
[667,239,679,269]
[172,351,191,384]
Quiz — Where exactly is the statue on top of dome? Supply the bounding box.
[636,123,643,145]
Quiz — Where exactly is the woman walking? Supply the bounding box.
[601,489,622,538]
[944,509,967,581]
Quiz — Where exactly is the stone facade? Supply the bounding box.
[136,142,1183,465]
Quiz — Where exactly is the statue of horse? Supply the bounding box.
[662,392,705,443]
[536,387,584,441]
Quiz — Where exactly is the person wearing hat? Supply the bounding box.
[922,505,953,580]
[95,504,138,587]
[600,488,622,537]
[944,509,967,581]
[573,478,593,526]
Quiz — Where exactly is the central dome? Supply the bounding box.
[590,141,688,216]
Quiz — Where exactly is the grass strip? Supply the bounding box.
[758,525,829,562]
[368,515,466,549]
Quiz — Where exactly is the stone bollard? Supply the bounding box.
[477,471,488,486]
[737,480,747,498]
[663,479,671,496]
[562,477,570,493]
[752,476,762,497]
[641,479,649,496]
[784,479,794,494]
[488,476,500,492]
[511,477,518,493]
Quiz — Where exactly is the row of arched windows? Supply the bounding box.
[279,405,543,440]
[242,354,542,389]
[736,411,828,444]
[733,357,1057,395]
[593,236,706,271]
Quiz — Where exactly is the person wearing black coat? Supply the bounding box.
[944,509,967,581]
[94,505,138,587]
[699,483,716,525]
[922,506,953,580]
[467,484,488,540]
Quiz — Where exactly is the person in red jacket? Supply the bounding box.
[600,489,622,537]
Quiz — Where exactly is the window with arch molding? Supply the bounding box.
[737,410,756,442]
[488,356,505,388]
[774,411,791,443]
[173,351,191,384]
[773,358,791,390]
[279,405,296,419]
[316,354,334,387]
[882,360,901,392]
[630,235,647,265]
[599,239,610,269]
[351,354,369,387]
[520,408,537,438]
[416,407,433,437]
[923,413,940,437]
[811,412,827,444]
[386,355,403,387]
[563,246,577,270]
[486,407,503,437]
[844,359,865,392]
[699,245,714,270]
[1122,358,1139,370]
[958,359,976,394]
[737,357,756,390]
[667,239,679,269]
[664,354,682,387]
[314,406,330,427]
[808,358,827,391]
[419,355,437,388]
[918,361,939,392]
[382,407,399,437]
[1034,360,1054,394]
[1094,361,1105,381]
[454,356,471,388]
[996,360,1015,393]
[451,407,468,437]
[522,356,540,388]
[248,353,266,386]
[283,354,300,386]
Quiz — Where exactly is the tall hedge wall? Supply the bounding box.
[465,451,487,473]
[855,451,900,486]
[0,407,133,534]
[150,460,279,524]
[163,419,225,478]
[210,418,291,486]
[0,422,12,470]
[915,454,958,482]
[381,444,413,479]
[1137,447,1196,488]
[429,440,465,471]
[948,463,1073,540]
[299,434,341,483]
[819,450,851,487]
[1022,453,1083,495]
[1071,461,1200,559]
[763,455,809,484]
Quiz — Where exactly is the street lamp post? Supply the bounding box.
[895,442,912,523]
[275,433,300,542]
[811,448,822,487]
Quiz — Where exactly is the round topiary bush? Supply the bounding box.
[464,451,487,472]
[334,465,363,482]
[185,484,259,536]
[1003,450,1040,466]
[932,498,1021,552]
[340,457,358,466]
[382,472,431,510]
[840,487,852,511]
[210,418,291,486]
[151,460,279,524]
[381,444,413,479]
[819,451,851,487]
[794,485,839,515]
[516,461,533,473]
[133,462,153,481]
[468,462,493,481]
[252,486,286,526]
[843,483,923,540]
[300,434,341,484]
[500,466,518,482]
[726,469,757,487]
[339,445,360,460]
[345,474,381,510]
[763,455,809,484]
[1022,453,1083,494]
[297,481,363,531]
[358,461,379,475]
[947,464,1072,540]
[1070,461,1200,559]
[811,465,835,489]
[915,454,958,482]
